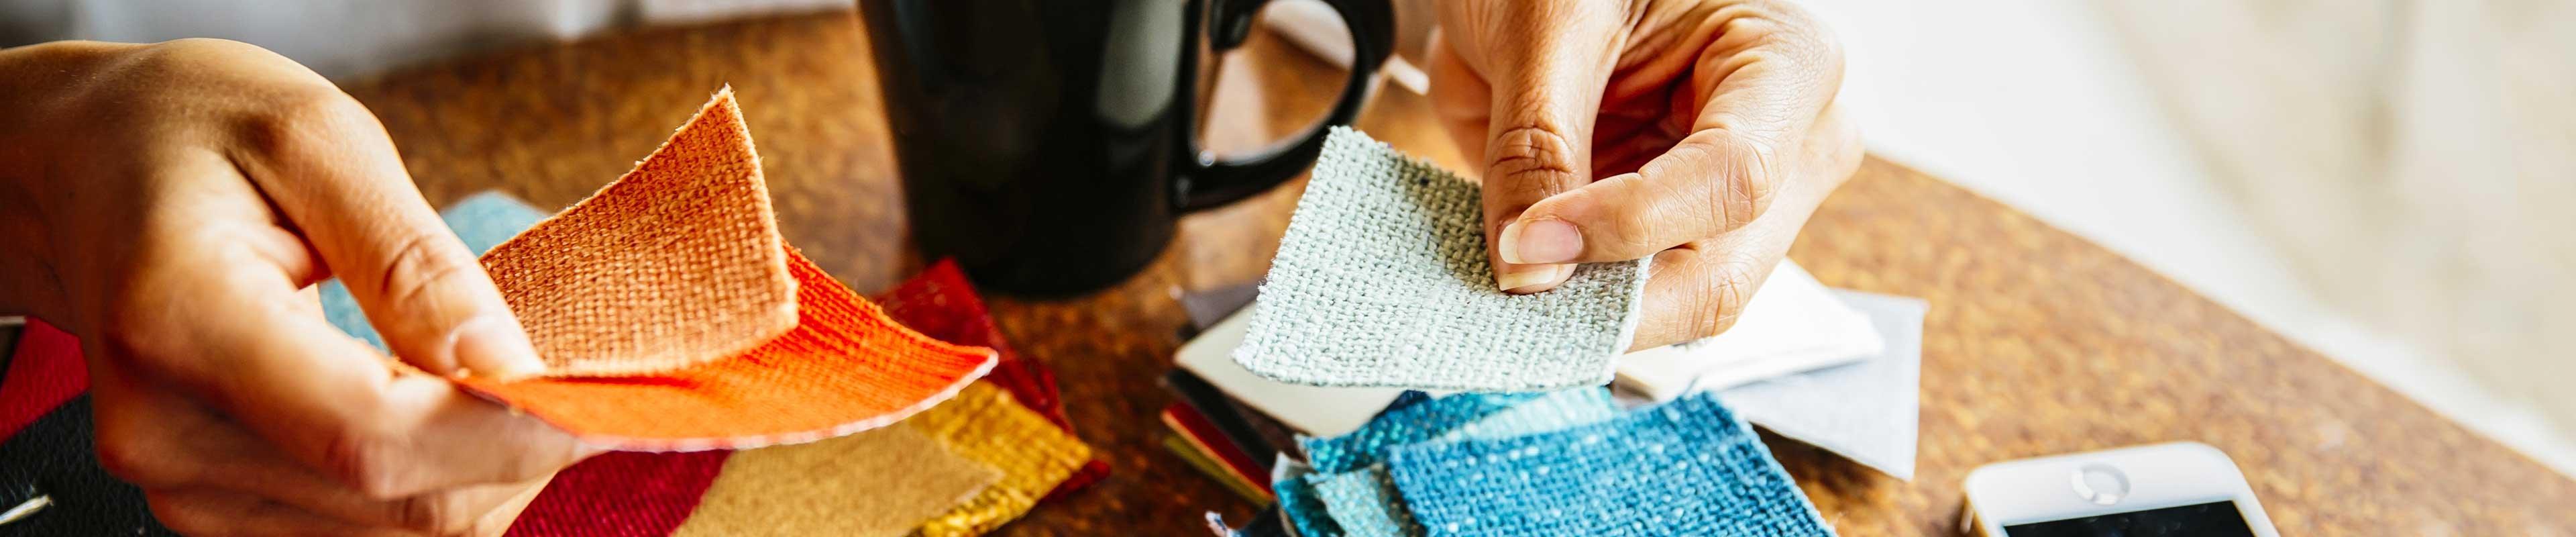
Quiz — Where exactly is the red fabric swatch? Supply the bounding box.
[1,318,88,440]
[503,450,732,537]
[872,260,1110,499]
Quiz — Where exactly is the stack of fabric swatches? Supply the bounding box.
[0,90,1101,536]
[1185,128,1917,536]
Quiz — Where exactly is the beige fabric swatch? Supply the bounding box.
[672,426,1002,537]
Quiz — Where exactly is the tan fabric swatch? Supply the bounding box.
[480,87,800,376]
[672,427,1002,537]
[904,383,1095,536]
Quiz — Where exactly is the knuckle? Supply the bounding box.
[319,420,413,499]
[371,232,478,311]
[142,493,223,536]
[93,426,182,488]
[231,89,372,159]
[1487,124,1585,191]
[1687,258,1764,339]
[1711,136,1781,231]
[387,493,469,534]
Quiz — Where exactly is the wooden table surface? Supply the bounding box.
[339,10,2576,536]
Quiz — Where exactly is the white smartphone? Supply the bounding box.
[1962,442,2279,536]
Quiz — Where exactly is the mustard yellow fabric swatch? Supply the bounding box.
[672,426,1002,537]
[904,383,1095,536]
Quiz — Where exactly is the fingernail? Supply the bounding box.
[452,315,545,381]
[1499,219,1582,264]
[1495,264,1569,293]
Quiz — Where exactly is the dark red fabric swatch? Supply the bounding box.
[873,259,1110,499]
[2,318,89,440]
[504,450,732,537]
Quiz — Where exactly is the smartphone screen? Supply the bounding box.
[2001,500,2259,536]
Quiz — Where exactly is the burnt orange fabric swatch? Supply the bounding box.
[451,89,996,450]
[480,87,799,377]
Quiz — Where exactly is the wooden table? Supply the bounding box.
[340,11,2576,536]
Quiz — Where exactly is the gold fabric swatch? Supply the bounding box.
[672,426,1002,537]
[903,383,1095,536]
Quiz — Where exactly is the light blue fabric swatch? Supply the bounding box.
[1234,128,1650,392]
[320,191,551,350]
[1386,393,1834,537]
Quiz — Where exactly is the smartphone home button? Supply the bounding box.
[2072,464,2129,505]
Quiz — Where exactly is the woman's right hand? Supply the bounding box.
[0,39,592,536]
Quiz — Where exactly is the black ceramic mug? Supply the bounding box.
[859,0,1393,295]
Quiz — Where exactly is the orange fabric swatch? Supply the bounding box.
[480,87,798,377]
[451,89,996,450]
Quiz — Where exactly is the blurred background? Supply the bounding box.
[4,0,2569,475]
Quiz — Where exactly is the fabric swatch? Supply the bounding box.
[672,427,1001,537]
[1271,458,1342,537]
[1718,290,1927,480]
[1165,434,1275,505]
[443,89,996,450]
[1298,389,1625,537]
[504,450,733,537]
[481,87,800,377]
[0,396,172,536]
[455,250,997,450]
[903,383,1095,536]
[0,319,85,440]
[1387,393,1833,537]
[1234,128,1650,392]
[874,260,1111,497]
[1311,470,1415,537]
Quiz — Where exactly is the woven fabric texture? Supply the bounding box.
[672,426,1001,537]
[479,88,800,377]
[875,260,1111,497]
[1312,469,1415,537]
[1301,392,1534,475]
[903,383,1095,536]
[0,397,174,536]
[1,319,85,440]
[1299,389,1624,537]
[457,250,997,450]
[504,450,732,537]
[1234,128,1650,391]
[445,90,996,450]
[1271,458,1343,537]
[1386,393,1833,537]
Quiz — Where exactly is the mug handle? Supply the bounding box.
[1171,0,1397,211]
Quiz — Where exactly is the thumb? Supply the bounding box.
[230,91,546,381]
[1446,3,1626,293]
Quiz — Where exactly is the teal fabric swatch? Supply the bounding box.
[1387,393,1833,537]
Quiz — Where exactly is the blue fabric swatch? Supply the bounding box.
[1300,389,1625,536]
[1386,392,1833,537]
[319,191,551,350]
[1274,461,1344,537]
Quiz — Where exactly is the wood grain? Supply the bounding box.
[338,10,2576,536]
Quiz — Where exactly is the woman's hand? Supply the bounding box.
[0,39,590,536]
[1430,0,1863,350]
